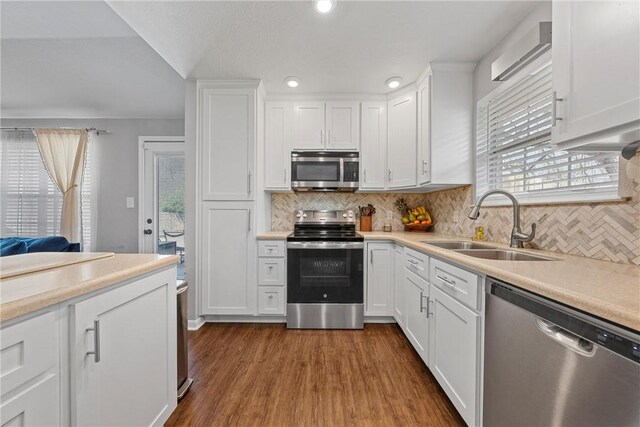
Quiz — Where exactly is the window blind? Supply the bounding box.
[0,130,93,250]
[476,63,619,202]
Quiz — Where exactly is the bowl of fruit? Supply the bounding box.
[394,198,433,232]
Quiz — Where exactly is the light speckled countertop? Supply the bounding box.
[0,253,180,323]
[258,230,640,331]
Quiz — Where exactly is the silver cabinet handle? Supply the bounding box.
[363,169,367,183]
[86,319,101,363]
[436,274,456,289]
[421,295,430,318]
[427,297,433,318]
[370,249,374,264]
[419,291,425,313]
[552,91,564,127]
[268,265,274,269]
[247,209,252,232]
[422,160,428,174]
[248,172,252,194]
[284,168,287,182]
[407,258,419,266]
[320,130,323,146]
[388,169,392,181]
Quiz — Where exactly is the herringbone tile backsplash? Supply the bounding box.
[271,183,640,265]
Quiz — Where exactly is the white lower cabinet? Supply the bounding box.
[257,239,286,316]
[365,242,395,316]
[72,269,177,426]
[393,245,406,329]
[429,284,480,426]
[201,202,256,315]
[404,270,430,364]
[0,311,59,427]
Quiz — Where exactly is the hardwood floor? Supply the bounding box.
[166,323,465,427]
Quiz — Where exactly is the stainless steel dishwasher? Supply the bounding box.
[484,278,640,427]
[177,280,193,400]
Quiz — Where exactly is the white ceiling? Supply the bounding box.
[107,0,542,94]
[1,1,185,119]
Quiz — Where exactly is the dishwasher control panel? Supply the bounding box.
[596,328,640,363]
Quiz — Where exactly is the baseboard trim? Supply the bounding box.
[188,317,205,330]
[197,315,396,324]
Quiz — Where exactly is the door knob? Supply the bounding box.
[144,229,152,235]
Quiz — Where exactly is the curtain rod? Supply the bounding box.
[0,127,111,135]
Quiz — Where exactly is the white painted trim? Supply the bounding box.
[266,93,387,102]
[386,83,418,100]
[477,189,627,207]
[187,317,205,331]
[197,79,262,90]
[137,136,186,253]
[429,62,477,72]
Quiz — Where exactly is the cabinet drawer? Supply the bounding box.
[258,287,285,315]
[430,258,480,310]
[258,241,286,257]
[0,373,59,426]
[258,258,285,286]
[1,311,57,395]
[405,248,428,280]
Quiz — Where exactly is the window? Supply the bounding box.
[476,61,619,204]
[0,130,94,250]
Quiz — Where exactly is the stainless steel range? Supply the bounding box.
[287,210,364,329]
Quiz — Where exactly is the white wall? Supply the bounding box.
[1,118,184,253]
[473,2,552,104]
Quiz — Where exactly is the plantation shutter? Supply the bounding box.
[476,62,619,202]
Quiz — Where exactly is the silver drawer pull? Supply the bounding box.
[86,319,101,363]
[268,265,274,269]
[437,275,456,288]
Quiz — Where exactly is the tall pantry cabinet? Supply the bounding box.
[197,81,261,315]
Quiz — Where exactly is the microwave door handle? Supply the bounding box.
[340,158,345,186]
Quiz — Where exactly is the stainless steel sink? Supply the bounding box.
[423,241,497,250]
[454,249,557,261]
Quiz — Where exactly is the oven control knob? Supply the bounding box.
[348,213,354,218]
[323,294,328,299]
[296,213,301,218]
[343,213,347,218]
[302,213,307,218]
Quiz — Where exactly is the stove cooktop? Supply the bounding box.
[287,209,363,242]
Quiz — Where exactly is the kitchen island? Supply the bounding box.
[0,252,180,426]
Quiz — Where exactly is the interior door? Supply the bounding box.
[140,139,185,278]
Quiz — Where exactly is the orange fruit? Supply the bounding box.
[413,220,420,224]
[421,220,428,224]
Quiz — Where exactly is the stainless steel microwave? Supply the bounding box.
[291,151,359,192]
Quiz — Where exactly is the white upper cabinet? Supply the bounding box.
[360,102,387,189]
[325,102,360,150]
[264,102,292,190]
[200,87,255,200]
[387,92,417,188]
[427,64,474,187]
[417,75,432,185]
[292,102,325,150]
[552,1,640,149]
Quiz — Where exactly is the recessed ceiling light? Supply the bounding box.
[385,77,403,89]
[315,0,335,14]
[285,76,301,88]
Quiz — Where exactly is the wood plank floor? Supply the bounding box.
[166,323,465,427]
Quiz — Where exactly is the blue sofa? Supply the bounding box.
[0,237,80,257]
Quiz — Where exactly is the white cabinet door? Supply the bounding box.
[72,268,177,427]
[264,102,292,190]
[201,88,255,200]
[393,245,406,329]
[404,270,429,364]
[387,93,417,188]
[429,285,479,426]
[360,102,387,190]
[325,102,359,150]
[417,75,431,185]
[201,202,256,315]
[0,374,59,427]
[552,1,640,146]
[365,242,394,316]
[292,102,325,150]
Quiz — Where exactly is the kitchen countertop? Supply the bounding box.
[0,253,180,323]
[0,252,115,279]
[257,230,640,332]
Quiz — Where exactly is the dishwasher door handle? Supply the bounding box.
[536,318,596,357]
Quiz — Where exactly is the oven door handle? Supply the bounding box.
[287,242,364,250]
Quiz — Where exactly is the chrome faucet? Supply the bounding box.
[468,189,536,248]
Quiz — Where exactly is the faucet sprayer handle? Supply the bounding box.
[521,223,536,242]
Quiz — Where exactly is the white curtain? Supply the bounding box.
[33,128,88,243]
